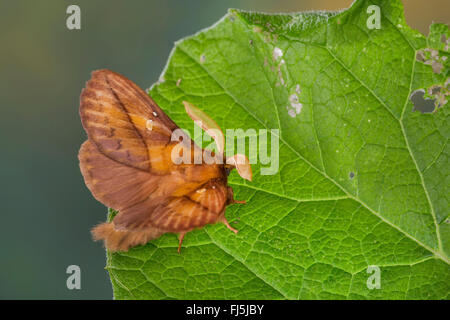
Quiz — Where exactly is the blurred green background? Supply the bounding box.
[0,0,448,299]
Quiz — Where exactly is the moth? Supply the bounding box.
[78,69,252,252]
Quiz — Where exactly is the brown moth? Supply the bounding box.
[78,69,252,252]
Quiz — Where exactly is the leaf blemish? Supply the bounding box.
[271,47,287,86]
[277,60,286,86]
[443,34,450,51]
[287,93,303,117]
[286,106,296,118]
[200,54,206,64]
[273,47,283,61]
[349,172,355,179]
[416,48,444,74]
[253,26,262,33]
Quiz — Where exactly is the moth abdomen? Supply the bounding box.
[92,222,164,252]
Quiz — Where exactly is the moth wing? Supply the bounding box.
[78,140,160,211]
[80,69,178,172]
[113,180,229,232]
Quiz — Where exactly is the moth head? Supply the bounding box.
[183,101,252,182]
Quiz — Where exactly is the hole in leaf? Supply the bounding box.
[410,89,437,113]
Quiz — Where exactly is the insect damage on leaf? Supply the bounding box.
[411,25,449,113]
[410,81,449,113]
[287,93,303,118]
[416,48,445,74]
[410,89,437,113]
[273,47,283,60]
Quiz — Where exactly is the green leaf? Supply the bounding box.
[106,0,449,299]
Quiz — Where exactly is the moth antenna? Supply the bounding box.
[226,154,252,181]
[233,200,246,204]
[178,232,186,254]
[183,101,225,156]
[220,216,238,234]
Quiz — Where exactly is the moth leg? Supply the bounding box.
[221,216,238,234]
[177,232,186,254]
[233,199,246,204]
